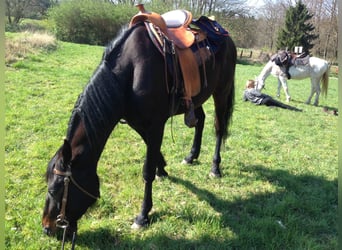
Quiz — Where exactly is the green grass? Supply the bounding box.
[5,33,338,249]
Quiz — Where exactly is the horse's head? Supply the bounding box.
[254,77,265,91]
[42,139,99,237]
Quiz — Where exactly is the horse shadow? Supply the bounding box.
[74,165,337,249]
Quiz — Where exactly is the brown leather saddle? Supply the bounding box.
[129,4,209,99]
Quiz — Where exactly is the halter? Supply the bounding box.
[53,165,99,249]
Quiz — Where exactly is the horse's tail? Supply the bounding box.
[321,65,330,97]
[222,74,235,142]
[222,37,236,142]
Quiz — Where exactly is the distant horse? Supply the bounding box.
[42,13,236,239]
[255,56,329,105]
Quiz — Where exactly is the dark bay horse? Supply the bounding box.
[42,20,236,238]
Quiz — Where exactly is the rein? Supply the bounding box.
[53,166,99,249]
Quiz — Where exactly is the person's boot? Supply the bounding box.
[184,101,198,128]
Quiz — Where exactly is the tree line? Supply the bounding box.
[5,0,338,61]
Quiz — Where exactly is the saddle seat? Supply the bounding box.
[161,9,195,49]
[130,5,195,49]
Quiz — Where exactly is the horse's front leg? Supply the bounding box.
[156,152,168,178]
[132,126,164,229]
[277,78,281,98]
[182,106,205,164]
[133,127,168,178]
[279,76,291,102]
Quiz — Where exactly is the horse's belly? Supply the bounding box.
[289,66,310,79]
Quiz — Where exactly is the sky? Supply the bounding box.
[246,0,265,7]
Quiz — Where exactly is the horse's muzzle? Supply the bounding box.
[42,218,57,236]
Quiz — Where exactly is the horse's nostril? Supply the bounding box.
[43,227,53,236]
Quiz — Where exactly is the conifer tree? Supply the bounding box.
[276,1,318,54]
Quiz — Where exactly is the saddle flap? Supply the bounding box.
[166,27,195,49]
[176,47,201,97]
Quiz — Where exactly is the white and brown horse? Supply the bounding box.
[255,56,329,106]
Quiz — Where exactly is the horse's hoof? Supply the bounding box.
[182,159,192,165]
[209,172,221,178]
[131,222,145,230]
[132,215,149,230]
[156,169,168,178]
[156,174,168,180]
[209,168,222,178]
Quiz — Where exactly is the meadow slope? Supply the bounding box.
[5,35,338,249]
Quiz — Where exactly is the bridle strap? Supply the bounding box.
[53,166,98,250]
[69,175,99,200]
[56,175,70,228]
[53,168,99,200]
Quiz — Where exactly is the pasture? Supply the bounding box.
[5,33,337,249]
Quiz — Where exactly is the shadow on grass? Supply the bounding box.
[75,165,337,249]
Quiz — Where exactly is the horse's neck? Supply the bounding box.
[67,114,98,165]
[258,60,273,81]
[67,64,124,161]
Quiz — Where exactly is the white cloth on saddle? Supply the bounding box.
[162,10,189,28]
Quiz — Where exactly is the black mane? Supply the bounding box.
[66,24,138,152]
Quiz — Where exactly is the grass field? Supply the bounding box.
[5,32,338,249]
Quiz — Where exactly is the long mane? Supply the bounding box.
[66,24,139,150]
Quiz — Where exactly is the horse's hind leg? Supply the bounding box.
[312,78,321,106]
[182,106,205,164]
[210,89,234,178]
[306,79,318,105]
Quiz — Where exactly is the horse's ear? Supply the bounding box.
[61,139,72,163]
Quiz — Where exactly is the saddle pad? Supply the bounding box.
[294,55,310,66]
[191,16,229,42]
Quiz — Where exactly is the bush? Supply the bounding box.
[5,31,57,64]
[48,0,136,45]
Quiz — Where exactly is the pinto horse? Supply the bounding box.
[255,56,329,105]
[42,18,236,239]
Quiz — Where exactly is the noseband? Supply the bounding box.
[53,166,99,249]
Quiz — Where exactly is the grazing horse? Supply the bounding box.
[42,14,236,240]
[255,56,329,105]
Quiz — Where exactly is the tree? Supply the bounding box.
[5,0,55,25]
[276,1,318,54]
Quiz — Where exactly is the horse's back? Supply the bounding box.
[309,57,329,74]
